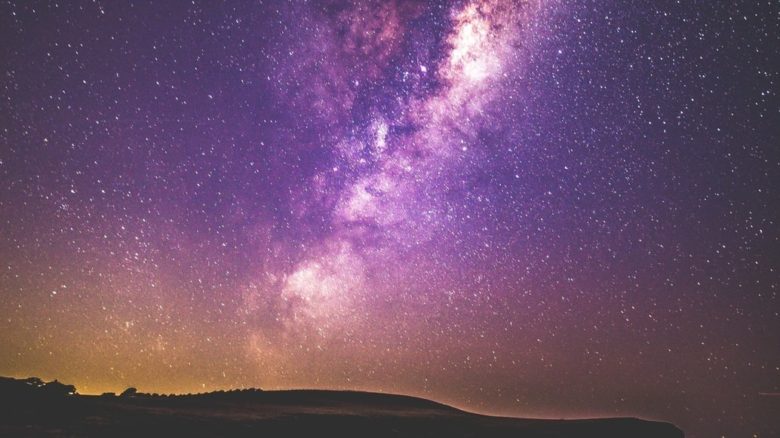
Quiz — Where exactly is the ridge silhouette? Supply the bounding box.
[0,376,684,437]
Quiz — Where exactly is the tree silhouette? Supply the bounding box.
[42,380,76,396]
[22,377,44,388]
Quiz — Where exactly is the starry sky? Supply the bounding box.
[0,1,778,437]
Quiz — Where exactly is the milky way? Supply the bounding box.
[0,1,777,437]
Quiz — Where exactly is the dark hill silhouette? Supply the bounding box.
[0,376,684,437]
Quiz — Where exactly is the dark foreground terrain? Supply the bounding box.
[0,376,683,437]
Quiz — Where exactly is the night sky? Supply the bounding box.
[1,1,778,437]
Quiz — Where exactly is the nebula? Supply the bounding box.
[0,1,777,437]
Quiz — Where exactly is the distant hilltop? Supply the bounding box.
[0,376,684,438]
[0,375,266,398]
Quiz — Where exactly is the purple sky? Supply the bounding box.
[0,1,778,437]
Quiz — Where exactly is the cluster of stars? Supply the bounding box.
[0,1,777,437]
